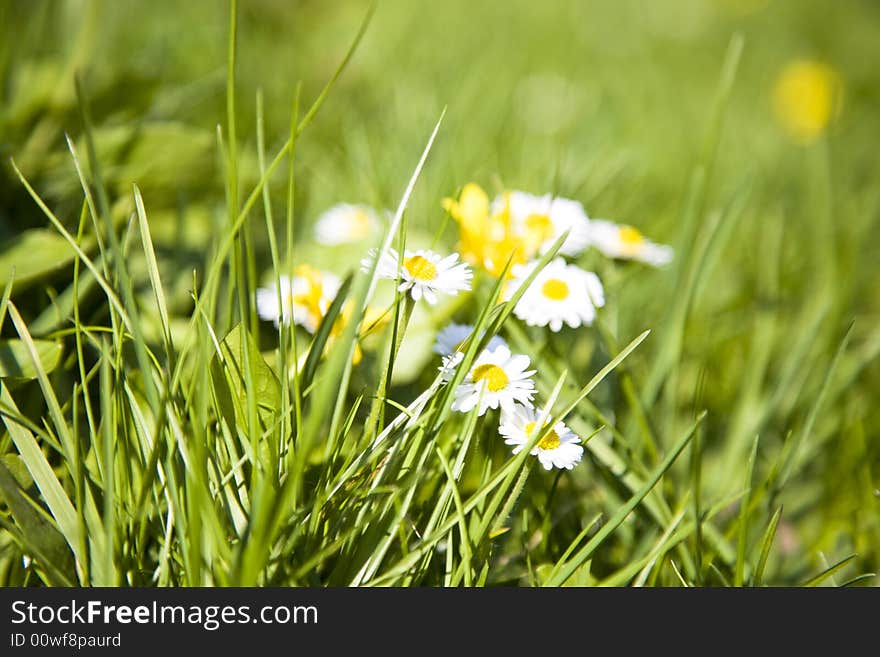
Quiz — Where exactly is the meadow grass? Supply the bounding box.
[0,0,877,587]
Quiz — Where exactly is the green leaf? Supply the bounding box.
[0,384,84,570]
[0,228,91,291]
[0,339,63,379]
[0,458,76,586]
[210,322,281,430]
[0,454,33,489]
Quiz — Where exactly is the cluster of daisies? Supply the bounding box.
[443,183,670,332]
[256,191,673,471]
[433,323,583,470]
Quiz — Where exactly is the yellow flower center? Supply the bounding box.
[541,278,569,301]
[292,287,323,312]
[524,213,554,241]
[404,255,438,282]
[348,208,372,238]
[328,305,364,365]
[525,421,561,450]
[290,265,326,329]
[471,363,509,392]
[619,225,645,246]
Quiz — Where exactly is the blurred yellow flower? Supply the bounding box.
[493,190,592,257]
[257,263,389,365]
[327,303,389,365]
[442,183,534,278]
[255,264,340,332]
[772,60,842,144]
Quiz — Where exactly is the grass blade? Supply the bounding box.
[752,505,782,587]
[734,435,760,586]
[545,410,705,586]
[801,554,857,587]
[0,384,84,575]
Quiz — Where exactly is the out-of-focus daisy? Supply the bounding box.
[492,190,592,257]
[443,183,532,278]
[313,203,380,245]
[506,257,605,332]
[434,322,508,381]
[362,248,472,304]
[587,220,673,267]
[499,403,584,470]
[433,322,507,357]
[326,303,389,365]
[772,60,842,144]
[450,344,536,416]
[256,265,341,332]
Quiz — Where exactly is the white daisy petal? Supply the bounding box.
[364,248,473,304]
[451,345,537,417]
[507,354,531,372]
[588,219,674,267]
[451,391,479,414]
[256,284,284,325]
[584,271,605,307]
[314,203,381,245]
[547,196,593,256]
[255,266,341,333]
[498,404,583,470]
[506,257,605,332]
[492,190,592,257]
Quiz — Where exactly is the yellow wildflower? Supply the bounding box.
[327,303,389,365]
[772,60,842,144]
[442,183,533,278]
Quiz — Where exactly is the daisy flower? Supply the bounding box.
[313,203,380,245]
[506,257,605,332]
[499,403,584,471]
[587,219,673,267]
[434,323,508,381]
[492,190,592,257]
[256,265,341,332]
[362,248,472,304]
[442,183,532,278]
[450,344,536,416]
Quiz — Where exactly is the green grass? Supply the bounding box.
[0,0,878,587]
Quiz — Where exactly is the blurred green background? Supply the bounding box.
[1,0,878,582]
[3,0,879,228]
